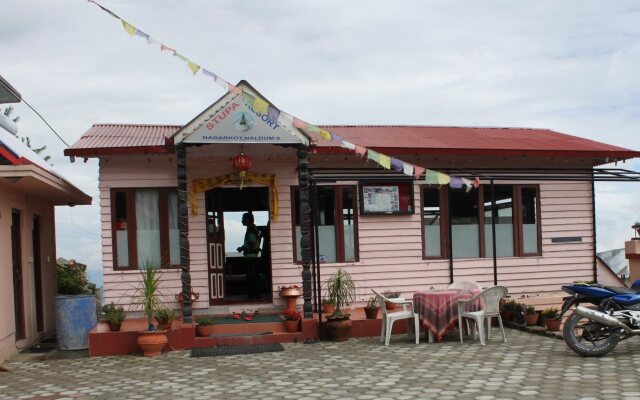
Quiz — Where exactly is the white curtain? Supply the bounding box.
[136,189,161,268]
[168,191,180,266]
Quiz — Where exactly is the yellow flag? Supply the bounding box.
[437,172,451,185]
[253,97,269,115]
[378,154,391,169]
[121,20,136,36]
[319,129,332,140]
[187,61,200,75]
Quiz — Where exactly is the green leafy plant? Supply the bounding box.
[195,316,215,326]
[321,298,333,305]
[501,299,517,312]
[56,260,95,295]
[102,303,126,325]
[365,296,378,309]
[326,268,356,318]
[525,305,537,315]
[133,264,163,331]
[541,307,560,320]
[281,310,302,321]
[155,307,176,326]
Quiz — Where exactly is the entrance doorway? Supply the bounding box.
[206,187,271,305]
[11,209,25,340]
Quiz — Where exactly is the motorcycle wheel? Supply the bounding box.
[563,313,620,357]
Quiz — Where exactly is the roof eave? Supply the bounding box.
[64,145,172,158]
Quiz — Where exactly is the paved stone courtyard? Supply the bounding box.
[2,328,640,400]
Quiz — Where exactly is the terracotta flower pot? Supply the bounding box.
[326,316,352,341]
[364,307,379,320]
[196,325,216,337]
[384,301,396,311]
[157,321,172,331]
[136,331,168,357]
[322,304,335,315]
[545,319,561,331]
[525,314,538,326]
[283,320,299,333]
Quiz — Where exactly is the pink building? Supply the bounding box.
[65,81,639,321]
[0,76,91,362]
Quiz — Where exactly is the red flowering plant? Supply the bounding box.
[281,310,302,321]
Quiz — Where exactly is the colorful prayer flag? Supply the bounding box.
[319,129,332,141]
[201,68,216,79]
[450,176,462,189]
[160,44,175,53]
[341,140,356,151]
[174,52,188,62]
[135,29,149,40]
[306,124,320,134]
[391,158,404,172]
[187,61,200,75]
[242,91,255,106]
[437,172,451,185]
[461,178,473,192]
[402,163,414,176]
[354,145,367,157]
[330,132,344,143]
[121,20,136,36]
[293,118,306,129]
[227,83,241,94]
[147,37,161,46]
[367,149,380,163]
[253,97,269,115]
[425,169,439,184]
[267,106,280,124]
[378,154,391,169]
[414,166,425,178]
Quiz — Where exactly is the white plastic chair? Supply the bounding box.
[372,289,420,346]
[448,281,482,290]
[457,286,508,345]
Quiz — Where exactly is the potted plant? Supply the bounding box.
[134,266,168,357]
[382,290,401,310]
[195,316,216,337]
[281,310,301,333]
[321,298,335,315]
[325,268,356,341]
[54,259,98,350]
[102,302,126,331]
[500,299,517,322]
[542,307,561,331]
[524,305,538,326]
[364,296,379,319]
[155,307,176,330]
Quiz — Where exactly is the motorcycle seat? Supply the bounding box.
[604,286,640,294]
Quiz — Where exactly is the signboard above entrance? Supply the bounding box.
[174,83,309,146]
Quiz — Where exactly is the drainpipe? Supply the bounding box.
[297,147,313,318]
[591,170,597,282]
[491,179,498,286]
[176,144,192,323]
[448,185,454,284]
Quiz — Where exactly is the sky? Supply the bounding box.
[2,0,639,286]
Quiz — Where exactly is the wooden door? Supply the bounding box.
[11,210,25,340]
[33,215,44,332]
[206,190,225,305]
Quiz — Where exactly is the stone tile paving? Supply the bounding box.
[1,328,640,399]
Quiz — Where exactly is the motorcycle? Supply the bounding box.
[560,281,640,357]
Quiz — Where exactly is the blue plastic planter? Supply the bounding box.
[54,294,98,350]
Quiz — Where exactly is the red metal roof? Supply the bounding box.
[65,123,640,161]
[64,123,180,157]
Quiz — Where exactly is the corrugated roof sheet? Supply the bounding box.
[65,123,639,160]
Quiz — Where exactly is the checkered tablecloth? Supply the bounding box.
[413,289,481,341]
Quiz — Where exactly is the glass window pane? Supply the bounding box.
[168,191,180,266]
[484,185,514,257]
[522,188,539,254]
[451,190,480,259]
[423,188,442,257]
[136,189,161,268]
[294,187,337,263]
[342,188,356,262]
[114,191,129,268]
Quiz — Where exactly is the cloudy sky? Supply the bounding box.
[2,0,639,285]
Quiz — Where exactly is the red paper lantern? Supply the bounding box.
[232,152,252,178]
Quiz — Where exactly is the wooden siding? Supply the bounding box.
[99,150,594,311]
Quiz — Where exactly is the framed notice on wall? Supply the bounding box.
[359,182,414,215]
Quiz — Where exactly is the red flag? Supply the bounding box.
[414,166,425,178]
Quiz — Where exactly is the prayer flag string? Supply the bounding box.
[85,0,477,190]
